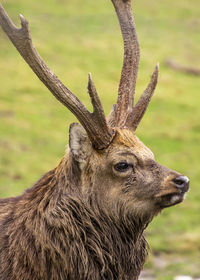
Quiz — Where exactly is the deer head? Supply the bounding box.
[0,0,189,225]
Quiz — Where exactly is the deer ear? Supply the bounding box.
[69,123,92,168]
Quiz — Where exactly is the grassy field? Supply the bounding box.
[0,0,200,278]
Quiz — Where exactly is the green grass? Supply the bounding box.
[0,0,200,278]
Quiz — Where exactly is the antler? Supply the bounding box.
[111,0,159,130]
[111,0,140,127]
[0,1,159,146]
[129,63,159,130]
[0,4,115,150]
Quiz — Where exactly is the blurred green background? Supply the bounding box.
[0,0,199,279]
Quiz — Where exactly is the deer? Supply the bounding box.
[0,1,189,280]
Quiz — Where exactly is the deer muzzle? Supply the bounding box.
[156,172,190,208]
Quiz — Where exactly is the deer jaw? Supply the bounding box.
[69,126,189,224]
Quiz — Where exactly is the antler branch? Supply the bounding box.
[111,0,140,127]
[0,4,115,149]
[111,0,159,131]
[127,63,159,130]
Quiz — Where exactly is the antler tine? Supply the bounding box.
[111,0,140,127]
[127,63,159,130]
[0,4,115,150]
[87,74,115,148]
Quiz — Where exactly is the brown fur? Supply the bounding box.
[0,128,187,280]
[0,0,189,278]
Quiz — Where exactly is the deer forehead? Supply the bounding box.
[109,128,154,161]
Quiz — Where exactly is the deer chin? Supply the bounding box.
[157,192,187,208]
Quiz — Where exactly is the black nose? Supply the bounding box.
[173,176,189,192]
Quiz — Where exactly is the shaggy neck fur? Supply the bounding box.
[0,154,148,280]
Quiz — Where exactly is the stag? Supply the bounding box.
[0,1,189,280]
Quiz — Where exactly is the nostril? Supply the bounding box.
[173,176,189,188]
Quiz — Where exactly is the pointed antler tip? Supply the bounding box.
[19,14,28,27]
[88,73,93,89]
[87,72,96,98]
[88,72,92,80]
[153,62,159,79]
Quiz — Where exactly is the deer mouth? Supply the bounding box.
[157,191,188,208]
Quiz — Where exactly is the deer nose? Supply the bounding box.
[172,176,189,193]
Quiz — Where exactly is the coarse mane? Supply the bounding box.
[0,155,148,280]
[0,2,189,279]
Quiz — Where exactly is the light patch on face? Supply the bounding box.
[170,194,181,204]
[112,128,155,161]
[171,193,186,204]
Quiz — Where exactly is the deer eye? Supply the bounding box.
[114,161,133,172]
